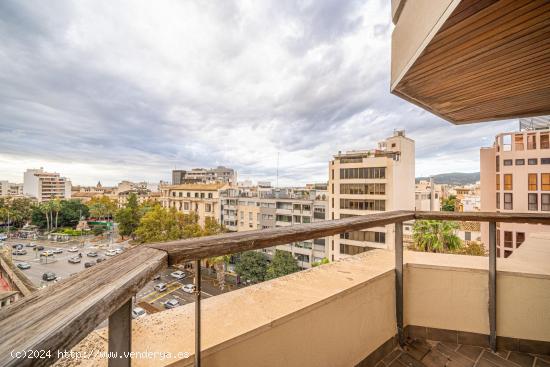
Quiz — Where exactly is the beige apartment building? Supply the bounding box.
[480,117,550,257]
[328,131,415,260]
[160,183,226,227]
[22,168,71,202]
[0,181,23,197]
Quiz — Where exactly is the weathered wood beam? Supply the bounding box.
[414,211,550,224]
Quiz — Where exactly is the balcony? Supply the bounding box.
[0,211,549,367]
[391,0,550,124]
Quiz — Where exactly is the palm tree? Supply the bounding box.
[51,199,61,230]
[39,202,51,231]
[413,220,461,253]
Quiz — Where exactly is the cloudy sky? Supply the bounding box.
[0,0,516,186]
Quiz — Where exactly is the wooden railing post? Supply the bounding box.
[108,298,132,367]
[195,260,202,367]
[395,221,404,347]
[489,221,497,352]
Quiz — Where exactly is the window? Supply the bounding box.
[541,133,549,149]
[172,192,176,197]
[339,243,373,256]
[542,194,550,211]
[528,158,538,165]
[503,174,512,190]
[528,193,538,211]
[516,232,525,248]
[184,202,189,210]
[543,174,550,191]
[248,212,253,220]
[200,193,205,198]
[340,230,385,243]
[205,204,212,212]
[504,231,513,248]
[542,158,550,165]
[528,174,537,191]
[340,199,386,211]
[178,192,183,197]
[496,156,500,172]
[464,232,471,241]
[504,250,513,258]
[496,174,500,190]
[515,159,525,166]
[502,134,512,151]
[514,134,524,151]
[496,193,500,209]
[503,159,513,166]
[187,192,191,197]
[504,193,513,210]
[208,193,213,198]
[339,167,386,179]
[340,183,386,195]
[302,216,311,223]
[527,133,536,150]
[240,211,244,219]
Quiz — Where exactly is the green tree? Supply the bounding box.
[58,200,89,227]
[203,217,226,236]
[87,196,117,220]
[0,197,34,228]
[266,250,299,280]
[412,220,461,253]
[135,205,204,243]
[452,241,487,256]
[234,251,268,283]
[312,257,329,267]
[115,193,141,239]
[441,195,458,212]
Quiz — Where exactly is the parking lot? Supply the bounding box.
[4,238,128,288]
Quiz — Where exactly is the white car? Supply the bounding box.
[182,284,196,294]
[170,270,186,280]
[105,250,116,256]
[132,307,146,319]
[53,248,63,254]
[67,247,79,252]
[154,283,167,292]
[115,248,124,254]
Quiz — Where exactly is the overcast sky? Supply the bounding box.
[0,0,517,186]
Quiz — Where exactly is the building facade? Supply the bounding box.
[22,168,71,202]
[0,181,23,197]
[328,131,415,260]
[480,118,550,258]
[415,179,441,211]
[172,166,236,185]
[160,183,226,227]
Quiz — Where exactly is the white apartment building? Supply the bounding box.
[328,131,415,261]
[172,166,236,185]
[480,116,550,258]
[23,168,71,202]
[220,186,329,269]
[0,181,23,197]
[415,179,441,211]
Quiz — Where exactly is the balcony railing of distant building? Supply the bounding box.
[0,211,549,367]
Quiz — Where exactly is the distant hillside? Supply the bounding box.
[416,172,480,186]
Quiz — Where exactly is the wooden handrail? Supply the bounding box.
[0,210,548,366]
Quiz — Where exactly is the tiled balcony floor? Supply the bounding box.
[378,339,550,367]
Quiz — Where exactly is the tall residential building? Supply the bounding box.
[160,183,226,227]
[220,185,329,269]
[415,179,442,211]
[0,181,23,197]
[328,131,415,261]
[22,168,71,202]
[172,166,236,185]
[480,116,550,258]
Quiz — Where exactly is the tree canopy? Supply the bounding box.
[441,195,458,212]
[266,250,299,280]
[87,196,117,220]
[412,220,461,253]
[234,251,269,283]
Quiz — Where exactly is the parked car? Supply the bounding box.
[11,243,23,249]
[68,256,81,264]
[132,307,146,319]
[163,299,180,309]
[96,257,105,263]
[67,247,79,252]
[153,274,161,280]
[42,272,56,281]
[105,250,116,256]
[12,249,27,256]
[87,252,98,257]
[170,270,186,280]
[41,251,54,257]
[36,245,44,251]
[114,248,124,254]
[25,243,36,248]
[182,284,196,294]
[84,262,95,268]
[53,248,63,254]
[17,262,31,270]
[154,283,167,292]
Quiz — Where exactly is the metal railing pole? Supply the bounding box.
[108,298,132,367]
[489,221,497,352]
[395,221,404,347]
[195,260,201,367]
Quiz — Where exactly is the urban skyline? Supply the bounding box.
[0,1,518,187]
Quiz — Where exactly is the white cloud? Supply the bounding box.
[0,0,519,186]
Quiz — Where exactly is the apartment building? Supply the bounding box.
[172,166,236,185]
[328,131,415,260]
[414,179,441,211]
[0,181,23,197]
[220,186,329,269]
[22,168,71,202]
[480,117,550,258]
[160,183,226,227]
